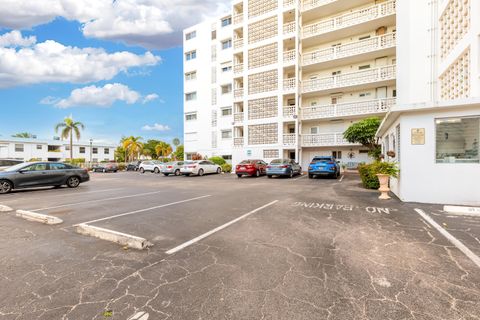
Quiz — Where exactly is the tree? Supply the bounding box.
[55,116,85,160]
[343,117,381,159]
[172,138,181,148]
[155,141,173,159]
[122,136,144,162]
[173,145,184,161]
[12,132,35,138]
[143,139,163,159]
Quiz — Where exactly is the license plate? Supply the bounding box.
[240,166,245,169]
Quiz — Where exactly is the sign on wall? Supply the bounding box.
[411,128,425,145]
[246,150,252,156]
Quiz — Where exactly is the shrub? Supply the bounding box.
[209,156,226,166]
[358,163,380,189]
[221,163,232,173]
[371,161,399,178]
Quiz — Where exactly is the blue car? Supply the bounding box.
[267,159,302,178]
[308,156,340,179]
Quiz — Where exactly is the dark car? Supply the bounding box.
[266,159,302,178]
[92,163,118,173]
[126,161,141,171]
[308,156,340,179]
[0,162,90,194]
[235,159,268,178]
[0,159,23,171]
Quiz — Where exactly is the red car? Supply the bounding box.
[235,159,268,178]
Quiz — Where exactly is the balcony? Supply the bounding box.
[303,32,396,68]
[234,88,244,100]
[233,13,243,25]
[302,65,396,94]
[283,50,296,64]
[302,133,359,147]
[283,133,296,146]
[234,138,244,147]
[302,98,395,120]
[283,21,296,35]
[283,78,297,92]
[302,0,396,43]
[284,0,295,8]
[234,112,244,122]
[234,38,244,50]
[302,0,336,12]
[234,63,244,75]
[283,105,296,118]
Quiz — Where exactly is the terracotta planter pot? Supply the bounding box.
[376,174,391,200]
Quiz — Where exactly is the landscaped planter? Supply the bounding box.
[376,173,391,200]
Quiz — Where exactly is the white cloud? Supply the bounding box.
[142,123,170,132]
[43,83,159,108]
[0,0,231,49]
[0,36,160,87]
[0,30,36,47]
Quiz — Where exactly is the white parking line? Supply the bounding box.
[292,175,307,181]
[33,190,165,211]
[166,200,278,255]
[3,188,124,202]
[74,195,212,226]
[339,175,345,182]
[415,208,480,269]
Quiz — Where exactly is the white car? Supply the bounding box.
[138,160,164,174]
[180,160,222,176]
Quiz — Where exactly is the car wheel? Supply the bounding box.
[198,169,204,176]
[255,170,260,177]
[102,168,106,173]
[185,173,191,177]
[237,174,242,178]
[139,168,145,173]
[163,173,169,176]
[308,174,313,179]
[0,180,13,194]
[267,175,273,179]
[216,167,222,174]
[66,176,80,188]
[174,169,180,176]
[154,167,160,174]
[289,171,294,179]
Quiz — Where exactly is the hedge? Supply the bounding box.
[358,163,380,189]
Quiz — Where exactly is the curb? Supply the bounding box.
[16,210,63,225]
[444,205,480,217]
[76,224,152,250]
[0,205,13,212]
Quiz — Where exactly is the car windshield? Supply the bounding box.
[270,159,288,164]
[4,163,31,172]
[239,160,253,164]
[312,158,332,163]
[152,160,163,164]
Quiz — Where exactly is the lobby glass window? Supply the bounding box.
[436,116,479,163]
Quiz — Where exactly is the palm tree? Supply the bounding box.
[122,136,144,162]
[12,132,35,138]
[55,116,85,160]
[155,141,172,159]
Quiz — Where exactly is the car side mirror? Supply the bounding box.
[18,169,28,173]
[336,161,340,164]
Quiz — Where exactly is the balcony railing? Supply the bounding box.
[302,0,396,39]
[283,78,297,91]
[284,0,295,7]
[283,105,296,118]
[283,21,296,35]
[302,0,336,12]
[302,65,396,93]
[302,98,395,120]
[234,88,244,99]
[233,13,243,24]
[283,50,296,63]
[234,63,244,74]
[302,133,358,147]
[283,134,296,146]
[303,32,396,66]
[234,38,244,50]
[234,138,244,147]
[234,112,244,122]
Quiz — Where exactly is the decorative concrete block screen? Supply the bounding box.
[248,16,277,44]
[249,43,278,70]
[263,149,279,159]
[440,48,470,100]
[248,96,278,120]
[248,70,278,95]
[248,0,277,18]
[248,123,278,145]
[440,0,470,59]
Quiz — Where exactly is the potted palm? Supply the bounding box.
[372,161,399,200]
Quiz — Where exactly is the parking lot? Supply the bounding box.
[0,171,479,320]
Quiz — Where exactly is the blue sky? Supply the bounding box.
[0,0,230,145]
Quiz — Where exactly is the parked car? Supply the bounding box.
[139,160,164,174]
[92,163,118,173]
[161,161,185,176]
[308,156,340,179]
[126,161,142,171]
[235,159,268,178]
[180,160,222,176]
[0,159,23,171]
[266,159,302,178]
[0,162,89,194]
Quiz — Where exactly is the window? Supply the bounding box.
[14,144,24,152]
[185,112,197,121]
[185,71,197,81]
[359,92,371,98]
[79,147,85,154]
[185,92,197,101]
[221,130,232,139]
[359,64,371,70]
[393,89,397,97]
[23,163,47,171]
[222,155,232,160]
[221,107,232,116]
[332,151,342,159]
[65,145,71,151]
[221,65,232,73]
[221,39,232,50]
[359,35,371,40]
[48,145,61,152]
[436,116,479,163]
[211,30,216,40]
[185,50,196,61]
[50,163,67,170]
[104,148,109,154]
[185,31,196,40]
[221,17,232,27]
[36,145,42,150]
[221,84,232,94]
[93,147,98,154]
[310,127,318,134]
[332,70,341,76]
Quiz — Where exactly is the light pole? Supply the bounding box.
[89,138,93,164]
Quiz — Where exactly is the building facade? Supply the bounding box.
[378,0,480,205]
[184,0,396,170]
[0,137,116,162]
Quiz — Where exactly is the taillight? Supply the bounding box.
[267,166,271,169]
[167,166,173,169]
[328,161,334,164]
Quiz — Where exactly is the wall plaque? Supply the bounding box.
[411,128,425,145]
